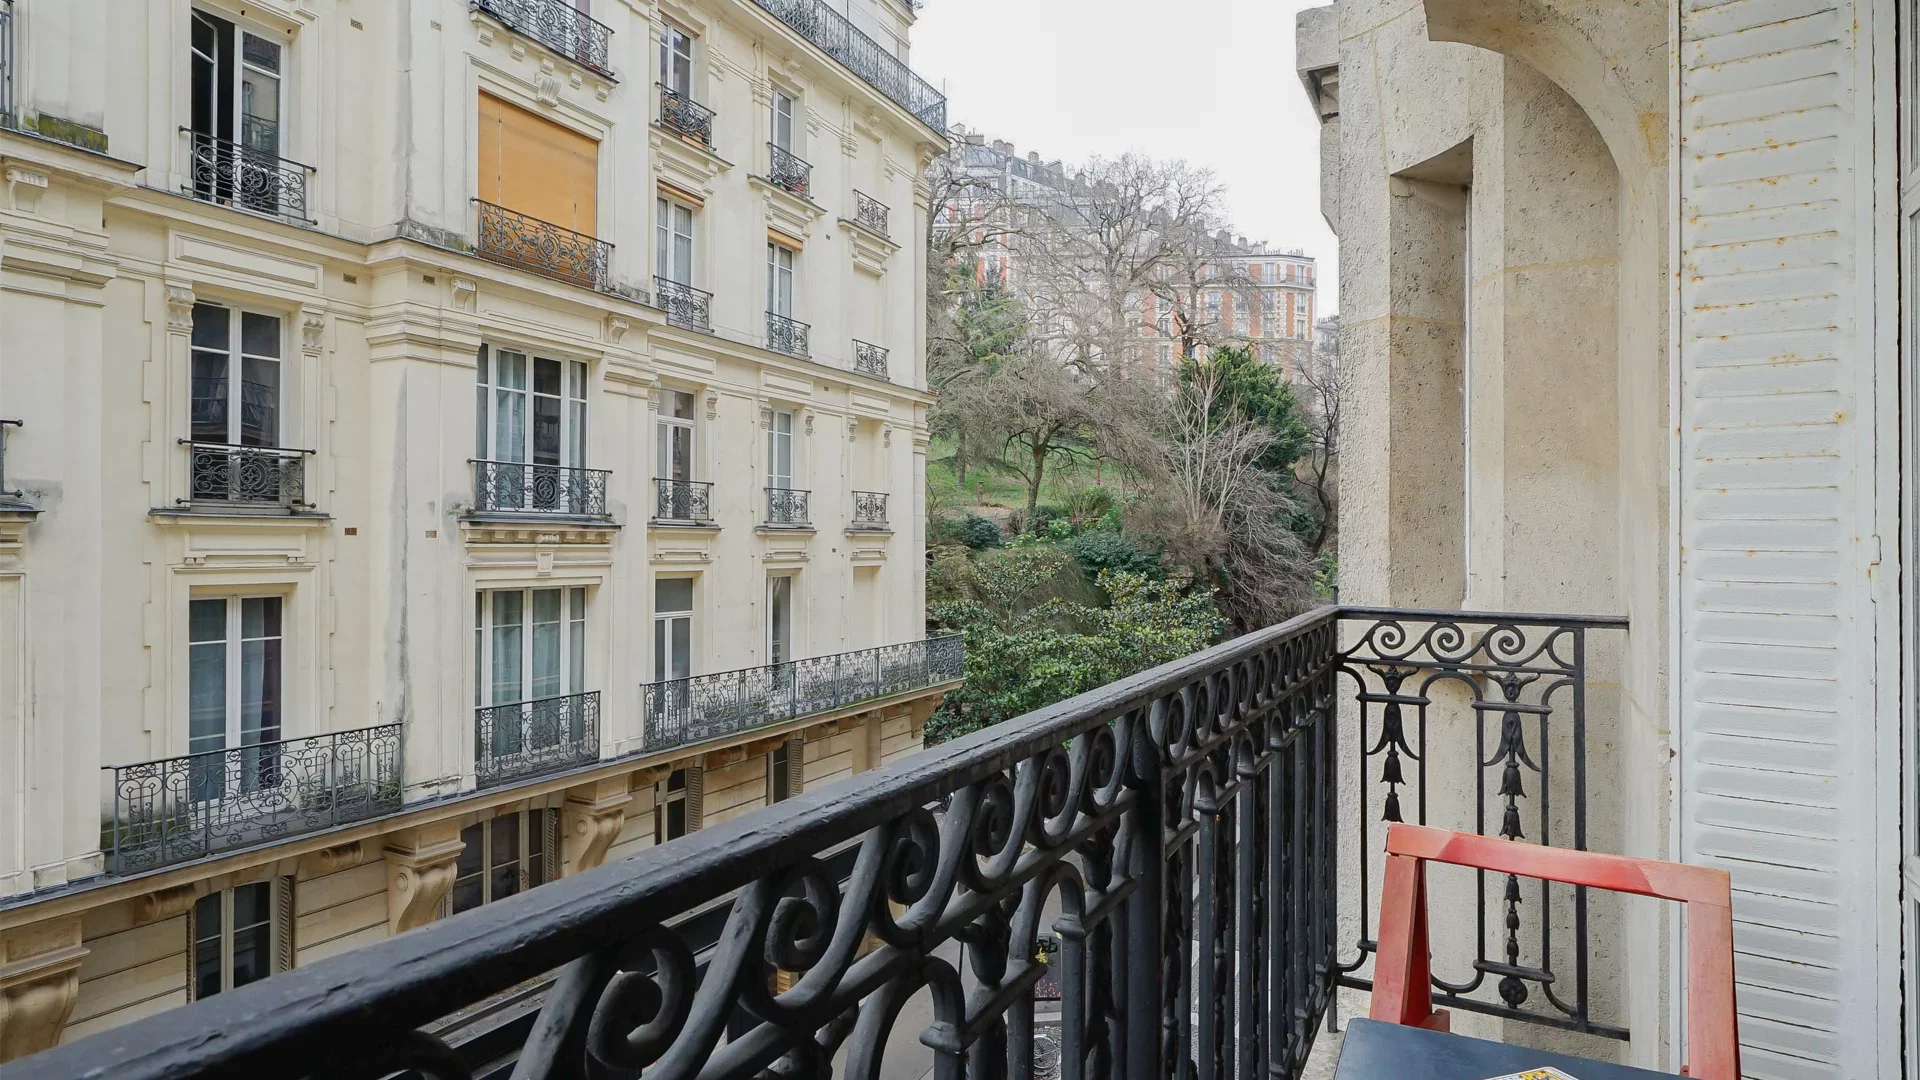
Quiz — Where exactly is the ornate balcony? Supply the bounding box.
[653,478,713,523]
[654,276,713,332]
[747,0,946,130]
[656,83,714,146]
[852,189,889,236]
[182,129,313,223]
[474,690,601,789]
[766,142,812,197]
[642,634,962,752]
[852,339,890,380]
[473,199,611,291]
[470,460,610,518]
[472,0,614,78]
[0,418,23,508]
[102,724,403,875]
[764,486,810,526]
[850,489,888,528]
[182,441,313,510]
[766,311,810,358]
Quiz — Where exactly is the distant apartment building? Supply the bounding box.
[0,0,955,1058]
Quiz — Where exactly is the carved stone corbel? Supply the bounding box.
[128,883,198,926]
[385,827,465,934]
[165,284,195,333]
[0,916,86,1063]
[301,840,369,878]
[301,310,327,354]
[562,778,634,875]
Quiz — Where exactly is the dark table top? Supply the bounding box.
[1335,1019,1679,1080]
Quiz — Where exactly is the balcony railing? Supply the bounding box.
[182,130,313,223]
[765,486,810,526]
[0,0,13,129]
[766,311,810,357]
[852,188,889,236]
[182,441,313,509]
[475,690,601,788]
[472,0,614,78]
[35,607,1626,1080]
[748,0,946,130]
[766,142,812,197]
[653,478,713,523]
[470,459,610,518]
[102,724,403,875]
[850,489,888,527]
[852,338,890,380]
[473,199,611,291]
[0,418,21,505]
[642,634,962,752]
[654,276,712,332]
[656,83,714,146]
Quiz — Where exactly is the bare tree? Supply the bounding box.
[1293,325,1344,558]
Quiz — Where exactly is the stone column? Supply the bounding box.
[562,777,633,875]
[0,916,86,1062]
[385,823,466,934]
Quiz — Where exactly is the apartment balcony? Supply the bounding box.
[748,0,946,130]
[766,142,812,198]
[852,339,890,380]
[37,608,1631,1080]
[470,460,611,519]
[473,199,611,291]
[652,478,713,524]
[101,724,403,875]
[474,690,601,789]
[765,486,810,527]
[641,634,962,752]
[766,311,810,358]
[181,441,314,511]
[851,189,890,237]
[181,130,313,223]
[654,276,713,332]
[850,489,888,528]
[656,84,714,146]
[471,0,614,79]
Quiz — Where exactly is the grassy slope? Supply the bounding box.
[925,435,1122,518]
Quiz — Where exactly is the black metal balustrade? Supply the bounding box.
[748,0,946,130]
[851,489,888,527]
[658,83,715,146]
[655,276,713,332]
[183,441,313,509]
[642,634,962,752]
[765,486,810,526]
[471,459,610,518]
[853,339,890,380]
[102,724,403,875]
[853,189,889,236]
[766,311,810,357]
[767,142,813,197]
[33,607,1625,1080]
[182,129,313,222]
[475,690,601,789]
[473,198,612,291]
[472,0,615,78]
[654,478,714,523]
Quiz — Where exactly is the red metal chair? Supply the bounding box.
[1370,822,1740,1079]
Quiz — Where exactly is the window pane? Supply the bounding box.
[232,881,271,929]
[668,390,693,420]
[192,304,230,350]
[671,616,691,680]
[242,32,281,74]
[475,346,490,457]
[189,599,228,755]
[569,588,586,694]
[531,589,562,700]
[230,922,269,989]
[192,351,230,444]
[241,312,281,359]
[194,892,224,999]
[239,357,279,447]
[532,388,562,466]
[655,578,693,613]
[490,815,521,901]
[490,591,524,704]
[667,798,686,840]
[241,595,280,640]
[240,636,282,745]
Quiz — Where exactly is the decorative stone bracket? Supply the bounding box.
[562,778,634,875]
[0,917,86,1063]
[385,827,466,934]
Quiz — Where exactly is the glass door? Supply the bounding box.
[187,596,283,801]
[653,578,694,723]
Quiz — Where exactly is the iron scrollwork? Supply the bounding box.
[472,0,615,77]
[852,189,890,237]
[851,490,889,527]
[749,0,946,129]
[655,276,713,332]
[766,486,811,526]
[184,441,312,508]
[474,690,601,788]
[766,312,810,358]
[654,478,713,523]
[767,143,813,197]
[658,84,715,146]
[183,129,312,222]
[474,199,612,292]
[853,339,890,381]
[470,460,610,517]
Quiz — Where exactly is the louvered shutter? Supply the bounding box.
[273,877,295,974]
[786,738,804,796]
[685,765,704,832]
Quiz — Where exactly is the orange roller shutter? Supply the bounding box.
[478,92,599,235]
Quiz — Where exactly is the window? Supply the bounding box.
[768,740,801,803]
[656,197,695,284]
[1262,344,1280,366]
[767,242,795,317]
[767,575,793,666]
[656,390,695,483]
[189,596,283,799]
[654,577,694,684]
[477,92,598,234]
[450,809,556,915]
[771,88,796,153]
[768,409,794,491]
[191,881,289,1000]
[659,21,694,97]
[189,9,286,213]
[1295,310,1310,338]
[475,347,588,471]
[192,304,282,450]
[1158,343,1173,369]
[1205,293,1221,324]
[475,587,587,710]
[655,768,700,842]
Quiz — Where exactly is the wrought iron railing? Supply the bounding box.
[766,142,812,197]
[850,489,888,527]
[474,690,601,789]
[642,634,962,752]
[0,418,21,504]
[765,486,810,526]
[852,339,890,380]
[657,83,714,146]
[748,0,946,130]
[102,724,403,875]
[470,459,610,517]
[472,0,614,77]
[182,129,313,222]
[473,199,611,291]
[653,478,713,523]
[852,188,889,236]
[182,441,313,509]
[654,276,713,332]
[766,311,810,357]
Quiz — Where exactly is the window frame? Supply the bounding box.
[659,20,695,98]
[189,879,290,1001]
[767,241,796,317]
[450,808,556,915]
[771,87,796,153]
[474,586,589,710]
[654,575,695,683]
[655,196,696,285]
[190,7,286,156]
[190,302,286,449]
[475,346,589,469]
[767,574,793,666]
[655,389,697,483]
[188,593,285,759]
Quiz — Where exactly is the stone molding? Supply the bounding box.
[384,832,466,934]
[0,916,86,1063]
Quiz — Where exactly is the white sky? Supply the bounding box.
[908,0,1339,314]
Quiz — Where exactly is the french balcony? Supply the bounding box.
[852,338,890,380]
[101,724,403,875]
[0,418,24,509]
[471,0,614,79]
[182,441,314,510]
[40,608,1636,1080]
[747,0,946,130]
[474,690,601,789]
[653,276,713,332]
[766,142,812,198]
[852,188,889,237]
[850,489,888,528]
[470,460,610,519]
[765,486,810,526]
[766,311,810,358]
[473,199,611,291]
[641,634,963,752]
[181,129,313,223]
[652,478,713,524]
[656,83,714,146]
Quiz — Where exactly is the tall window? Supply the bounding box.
[656,197,695,284]
[654,578,694,684]
[475,347,588,469]
[768,741,800,803]
[768,409,794,491]
[767,575,793,666]
[655,768,699,842]
[771,88,795,153]
[192,304,282,449]
[191,881,288,1000]
[656,390,695,482]
[659,21,694,97]
[450,809,555,915]
[190,9,284,211]
[767,243,795,317]
[1205,293,1221,325]
[189,596,283,799]
[475,587,587,710]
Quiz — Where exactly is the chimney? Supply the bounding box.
[992,140,1010,155]
[1028,151,1040,163]
[1236,235,1247,248]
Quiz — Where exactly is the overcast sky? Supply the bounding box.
[909,0,1339,314]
